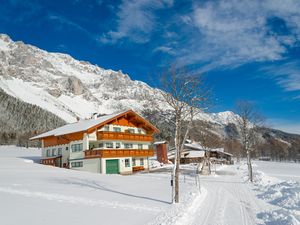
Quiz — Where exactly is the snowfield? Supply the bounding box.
[0,146,299,225]
[253,160,300,182]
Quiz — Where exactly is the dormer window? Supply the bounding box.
[113,127,121,132]
[128,128,135,133]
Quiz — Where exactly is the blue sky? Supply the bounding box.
[1,0,300,134]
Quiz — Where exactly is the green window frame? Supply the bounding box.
[132,158,136,166]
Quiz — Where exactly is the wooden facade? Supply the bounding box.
[43,132,84,147]
[97,131,153,142]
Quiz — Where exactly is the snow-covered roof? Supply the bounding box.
[183,150,205,158]
[30,109,158,140]
[184,143,205,150]
[154,141,168,145]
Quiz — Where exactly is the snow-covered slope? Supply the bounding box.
[0,33,239,124]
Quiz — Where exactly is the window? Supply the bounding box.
[71,143,83,152]
[137,129,142,134]
[140,158,144,166]
[106,142,113,148]
[138,144,143,149]
[132,158,136,166]
[66,146,69,151]
[52,149,56,156]
[99,143,104,148]
[46,149,50,157]
[71,161,83,168]
[116,142,121,148]
[113,127,121,132]
[128,128,135,133]
[124,143,133,149]
[104,125,109,131]
[125,159,130,167]
[58,148,62,155]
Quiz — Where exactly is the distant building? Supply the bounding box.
[168,140,233,164]
[30,110,159,174]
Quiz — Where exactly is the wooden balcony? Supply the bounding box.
[97,131,153,142]
[85,149,154,159]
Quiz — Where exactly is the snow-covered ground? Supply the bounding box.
[254,160,300,182]
[0,146,299,225]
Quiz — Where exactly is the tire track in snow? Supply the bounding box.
[0,187,161,212]
[148,188,208,225]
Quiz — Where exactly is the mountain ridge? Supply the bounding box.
[0,33,240,126]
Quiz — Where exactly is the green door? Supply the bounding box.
[106,159,119,174]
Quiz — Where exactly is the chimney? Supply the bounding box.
[92,113,98,119]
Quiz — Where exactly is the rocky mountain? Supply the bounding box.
[0,34,239,124]
[0,33,299,160]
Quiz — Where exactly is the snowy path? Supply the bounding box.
[191,166,267,225]
[150,165,274,225]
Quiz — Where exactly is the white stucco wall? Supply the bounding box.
[70,158,100,173]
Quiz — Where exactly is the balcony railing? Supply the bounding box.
[97,131,153,142]
[85,148,154,158]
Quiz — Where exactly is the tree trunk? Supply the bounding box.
[172,117,181,203]
[247,150,253,182]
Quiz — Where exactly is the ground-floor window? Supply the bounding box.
[46,149,50,157]
[71,161,83,167]
[125,158,130,167]
[140,158,144,166]
[132,158,136,166]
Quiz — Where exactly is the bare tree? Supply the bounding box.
[147,66,209,203]
[235,100,264,182]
